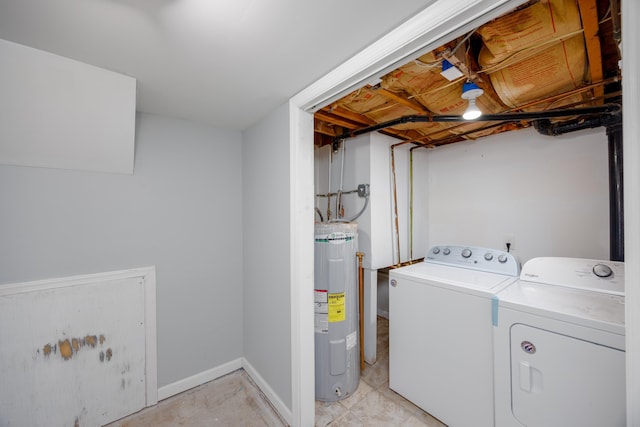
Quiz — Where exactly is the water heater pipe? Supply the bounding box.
[356,251,365,372]
[337,140,347,220]
[607,121,624,261]
[327,148,333,221]
[409,146,422,262]
[390,141,414,265]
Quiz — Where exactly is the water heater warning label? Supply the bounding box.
[315,290,346,332]
[328,292,345,323]
[314,290,328,333]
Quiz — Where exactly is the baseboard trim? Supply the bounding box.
[157,358,243,401]
[242,358,293,426]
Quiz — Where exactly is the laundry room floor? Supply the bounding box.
[105,368,287,427]
[106,317,446,426]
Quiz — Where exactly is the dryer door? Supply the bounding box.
[510,324,625,427]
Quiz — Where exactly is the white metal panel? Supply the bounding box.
[494,302,626,427]
[389,273,497,427]
[510,324,625,427]
[0,39,136,174]
[0,267,156,426]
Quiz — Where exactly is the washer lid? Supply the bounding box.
[390,262,518,297]
[520,257,624,296]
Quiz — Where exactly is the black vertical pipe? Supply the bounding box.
[607,121,624,261]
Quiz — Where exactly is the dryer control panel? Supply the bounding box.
[425,245,520,276]
[520,257,625,295]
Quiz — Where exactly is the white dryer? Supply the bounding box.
[389,245,520,427]
[493,257,626,427]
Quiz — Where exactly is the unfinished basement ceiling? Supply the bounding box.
[314,0,622,147]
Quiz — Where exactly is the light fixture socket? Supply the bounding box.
[461,81,484,100]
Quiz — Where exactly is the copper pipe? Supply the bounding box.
[390,141,413,266]
[356,252,365,372]
[387,258,425,269]
[390,145,400,266]
[409,147,415,261]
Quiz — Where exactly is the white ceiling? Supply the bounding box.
[0,0,435,130]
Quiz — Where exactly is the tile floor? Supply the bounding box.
[314,317,446,427]
[105,369,287,427]
[107,317,447,426]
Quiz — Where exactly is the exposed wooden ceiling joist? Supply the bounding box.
[578,0,605,103]
[314,110,365,129]
[373,87,431,114]
[313,0,621,148]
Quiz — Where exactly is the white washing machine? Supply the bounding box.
[493,257,626,427]
[389,245,520,427]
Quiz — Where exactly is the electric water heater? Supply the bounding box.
[314,222,359,401]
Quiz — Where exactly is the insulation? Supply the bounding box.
[478,0,588,108]
[335,87,417,127]
[378,52,499,138]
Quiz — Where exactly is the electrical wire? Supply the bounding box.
[450,26,479,56]
[330,195,369,223]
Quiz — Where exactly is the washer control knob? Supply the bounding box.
[498,254,508,263]
[593,264,613,278]
[432,247,440,255]
[443,248,451,255]
[484,252,494,261]
[461,248,472,258]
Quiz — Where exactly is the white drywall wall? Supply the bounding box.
[423,126,610,263]
[0,39,135,174]
[0,113,243,388]
[242,102,293,416]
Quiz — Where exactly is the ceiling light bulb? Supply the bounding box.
[463,98,482,120]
